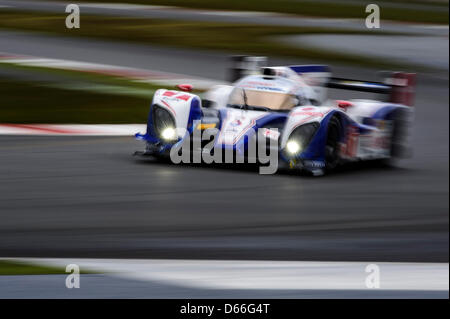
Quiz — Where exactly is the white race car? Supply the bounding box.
[136,61,415,176]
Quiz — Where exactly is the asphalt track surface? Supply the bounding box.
[0,72,448,262]
[0,7,448,263]
[2,30,448,82]
[1,274,446,298]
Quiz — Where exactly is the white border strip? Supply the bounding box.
[0,124,146,136]
[6,258,449,291]
[0,52,226,89]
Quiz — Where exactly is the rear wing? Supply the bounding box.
[228,56,416,106]
[286,66,417,107]
[327,72,417,106]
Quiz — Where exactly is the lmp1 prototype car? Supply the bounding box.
[135,63,415,176]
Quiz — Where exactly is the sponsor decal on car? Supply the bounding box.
[303,160,325,168]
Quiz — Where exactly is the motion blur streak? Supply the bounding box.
[0,0,448,300]
[0,50,447,263]
[0,258,447,299]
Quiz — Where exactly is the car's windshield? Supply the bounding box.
[228,88,296,111]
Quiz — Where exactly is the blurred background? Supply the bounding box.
[0,0,448,298]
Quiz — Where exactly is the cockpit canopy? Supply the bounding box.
[228,88,297,111]
[228,74,311,111]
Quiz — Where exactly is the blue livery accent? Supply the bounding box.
[358,82,390,90]
[289,65,330,74]
[372,105,400,120]
[214,111,288,153]
[187,97,202,133]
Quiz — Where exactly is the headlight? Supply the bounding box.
[286,140,301,154]
[152,105,177,141]
[285,122,319,155]
[161,127,176,140]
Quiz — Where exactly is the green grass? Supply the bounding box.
[0,260,96,275]
[0,55,206,124]
[0,10,419,70]
[0,75,150,123]
[55,0,449,24]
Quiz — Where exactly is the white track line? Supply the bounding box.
[80,3,172,10]
[0,124,145,136]
[6,258,449,291]
[0,52,226,89]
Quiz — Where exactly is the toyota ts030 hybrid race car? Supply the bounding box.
[135,62,416,176]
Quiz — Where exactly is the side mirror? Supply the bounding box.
[176,84,193,92]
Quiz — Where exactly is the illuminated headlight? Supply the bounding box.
[286,140,301,154]
[285,122,319,156]
[161,127,176,140]
[152,104,177,142]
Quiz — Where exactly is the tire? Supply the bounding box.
[389,109,408,158]
[325,116,342,171]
